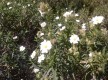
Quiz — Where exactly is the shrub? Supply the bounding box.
[0,0,108,80]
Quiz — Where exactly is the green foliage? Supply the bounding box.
[0,0,39,79]
[0,0,108,80]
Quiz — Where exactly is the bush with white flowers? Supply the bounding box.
[29,2,108,79]
[1,0,108,80]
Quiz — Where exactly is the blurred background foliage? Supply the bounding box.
[0,0,108,80]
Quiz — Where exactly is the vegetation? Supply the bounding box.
[0,0,108,80]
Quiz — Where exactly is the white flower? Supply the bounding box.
[69,34,80,44]
[38,54,45,63]
[40,32,44,36]
[75,13,79,16]
[19,46,25,51]
[60,26,66,31]
[81,23,86,30]
[37,31,44,37]
[7,2,11,5]
[40,22,47,28]
[63,12,70,17]
[27,4,30,7]
[30,50,36,59]
[76,20,80,22]
[91,16,104,25]
[58,23,62,27]
[89,52,93,57]
[55,16,59,20]
[9,7,12,9]
[22,6,26,8]
[40,40,52,53]
[13,36,18,40]
[33,68,39,73]
[63,10,73,17]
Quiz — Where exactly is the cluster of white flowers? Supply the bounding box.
[91,16,104,25]
[40,40,52,53]
[29,40,52,63]
[69,34,80,44]
[36,8,105,67]
[30,49,45,63]
[30,50,46,63]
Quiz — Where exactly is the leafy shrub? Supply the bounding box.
[0,0,108,80]
[0,0,39,79]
